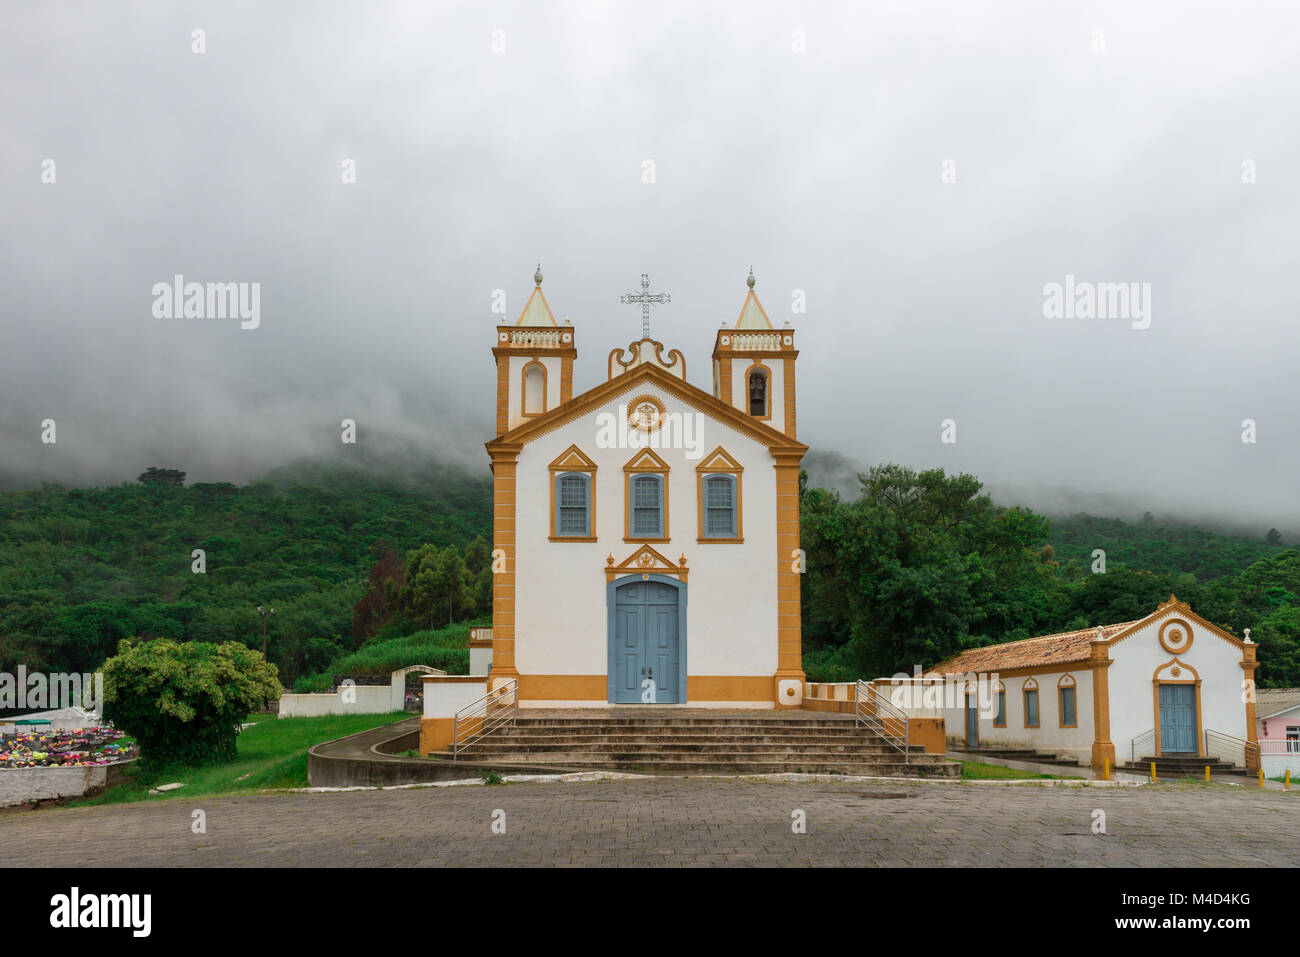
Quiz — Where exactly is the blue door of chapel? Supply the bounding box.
[610,579,681,703]
[965,693,979,750]
[1158,684,1196,753]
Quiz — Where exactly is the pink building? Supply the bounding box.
[1257,688,1300,777]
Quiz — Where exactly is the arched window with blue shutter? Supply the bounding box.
[554,471,591,537]
[702,474,737,538]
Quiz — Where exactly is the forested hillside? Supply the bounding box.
[0,460,492,687]
[1,457,1296,699]
[799,466,1300,687]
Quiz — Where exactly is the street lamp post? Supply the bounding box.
[257,605,274,659]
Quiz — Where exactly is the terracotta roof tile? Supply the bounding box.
[930,620,1141,675]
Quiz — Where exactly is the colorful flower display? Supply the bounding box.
[0,725,138,769]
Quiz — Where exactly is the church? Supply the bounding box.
[482,267,808,709]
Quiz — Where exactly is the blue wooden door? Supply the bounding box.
[965,694,979,749]
[1158,684,1196,753]
[611,580,681,703]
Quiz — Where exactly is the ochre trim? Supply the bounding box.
[488,445,520,680]
[624,449,670,543]
[494,354,510,437]
[783,354,797,439]
[608,338,686,381]
[521,358,547,418]
[514,285,557,326]
[696,446,744,543]
[486,362,809,456]
[744,360,772,421]
[605,546,688,583]
[1058,673,1078,728]
[560,355,574,404]
[732,289,774,329]
[514,674,773,702]
[774,450,804,697]
[1023,677,1040,729]
[1242,642,1260,772]
[548,444,597,542]
[1107,597,1247,651]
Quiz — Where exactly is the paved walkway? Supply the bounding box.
[3,777,1296,867]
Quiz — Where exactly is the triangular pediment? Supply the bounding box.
[696,446,744,472]
[488,362,808,456]
[607,545,687,578]
[548,444,598,472]
[624,448,670,471]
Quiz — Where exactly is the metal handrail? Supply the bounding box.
[1131,728,1156,764]
[1205,728,1259,769]
[854,680,909,762]
[452,679,517,758]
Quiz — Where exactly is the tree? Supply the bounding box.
[102,638,281,768]
[800,464,1056,677]
[352,542,407,645]
[403,545,470,627]
[138,467,187,487]
[1267,528,1284,546]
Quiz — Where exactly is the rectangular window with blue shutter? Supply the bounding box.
[630,474,663,537]
[702,474,736,538]
[1024,689,1039,728]
[555,472,590,537]
[1060,686,1077,727]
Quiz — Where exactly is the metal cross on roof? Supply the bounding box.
[620,273,671,339]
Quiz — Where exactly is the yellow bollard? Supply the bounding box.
[1205,765,1210,782]
[1150,761,1157,783]
[1287,769,1292,791]
[1103,758,1110,781]
[1259,768,1265,787]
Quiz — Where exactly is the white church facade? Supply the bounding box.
[480,267,808,710]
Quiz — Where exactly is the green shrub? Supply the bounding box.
[102,638,282,768]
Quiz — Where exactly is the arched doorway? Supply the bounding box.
[607,575,687,704]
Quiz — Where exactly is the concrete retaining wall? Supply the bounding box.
[278,685,393,718]
[0,760,133,807]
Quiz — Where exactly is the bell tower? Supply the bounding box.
[711,268,798,439]
[492,265,576,436]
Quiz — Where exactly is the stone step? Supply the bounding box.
[460,743,912,758]
[445,712,939,778]
[506,722,863,728]
[482,732,894,746]
[461,755,957,777]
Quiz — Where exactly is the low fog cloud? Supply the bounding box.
[1,1,1296,532]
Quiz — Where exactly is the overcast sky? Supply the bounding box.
[2,1,1297,528]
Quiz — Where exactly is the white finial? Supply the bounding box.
[534,263,543,285]
[1096,626,1104,640]
[747,266,755,289]
[1244,628,1253,644]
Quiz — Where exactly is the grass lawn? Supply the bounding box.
[960,761,1074,780]
[67,712,410,806]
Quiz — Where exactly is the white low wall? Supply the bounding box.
[423,677,489,719]
[1261,750,1300,778]
[0,763,122,808]
[470,645,493,676]
[278,685,393,718]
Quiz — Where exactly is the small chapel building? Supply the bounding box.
[924,596,1260,775]
[479,267,808,709]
